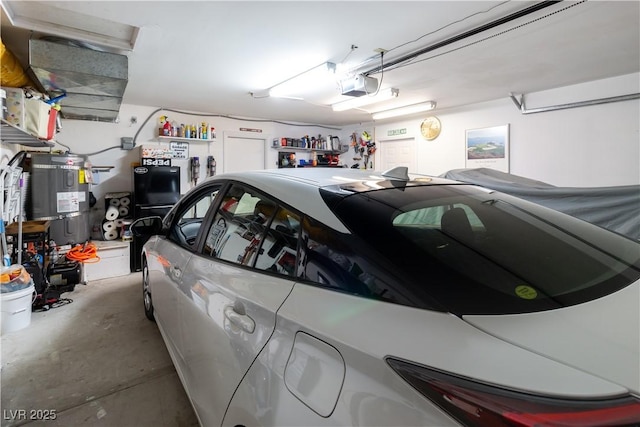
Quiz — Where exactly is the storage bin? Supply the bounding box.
[25,97,57,140]
[2,86,25,128]
[1,284,35,334]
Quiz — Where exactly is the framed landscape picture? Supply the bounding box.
[465,124,510,172]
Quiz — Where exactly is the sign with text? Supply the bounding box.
[388,128,407,136]
[142,158,172,166]
[170,141,189,159]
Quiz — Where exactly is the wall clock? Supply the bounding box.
[420,116,441,140]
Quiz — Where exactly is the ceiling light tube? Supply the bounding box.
[372,101,437,120]
[332,88,399,112]
[267,61,336,99]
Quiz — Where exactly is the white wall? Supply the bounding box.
[369,73,639,187]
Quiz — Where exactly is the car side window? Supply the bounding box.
[201,184,273,266]
[253,207,301,276]
[299,216,399,302]
[168,185,221,249]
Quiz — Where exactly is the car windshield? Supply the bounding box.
[325,184,640,315]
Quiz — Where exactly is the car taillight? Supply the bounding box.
[386,358,640,426]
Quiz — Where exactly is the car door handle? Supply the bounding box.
[224,306,255,333]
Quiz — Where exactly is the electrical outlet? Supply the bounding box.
[121,137,134,150]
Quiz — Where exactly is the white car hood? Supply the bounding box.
[464,280,640,395]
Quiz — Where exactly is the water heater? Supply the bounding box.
[26,153,90,245]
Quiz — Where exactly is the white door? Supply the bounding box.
[223,134,266,173]
[378,137,417,172]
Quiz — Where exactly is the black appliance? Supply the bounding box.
[131,165,181,271]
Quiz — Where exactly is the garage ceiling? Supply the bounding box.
[1,1,638,126]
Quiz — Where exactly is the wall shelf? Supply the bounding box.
[1,119,55,147]
[272,146,348,154]
[157,136,216,143]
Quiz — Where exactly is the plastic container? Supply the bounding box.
[1,284,35,334]
[1,265,32,293]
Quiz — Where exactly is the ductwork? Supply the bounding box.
[27,38,128,122]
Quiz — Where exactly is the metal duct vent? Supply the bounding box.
[28,38,128,122]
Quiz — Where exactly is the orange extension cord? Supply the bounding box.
[65,242,101,263]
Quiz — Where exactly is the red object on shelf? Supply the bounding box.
[163,119,171,136]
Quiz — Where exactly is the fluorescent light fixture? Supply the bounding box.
[332,88,399,112]
[266,62,336,100]
[1,1,139,51]
[372,101,437,120]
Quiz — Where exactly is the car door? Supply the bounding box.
[148,184,222,370]
[177,183,299,427]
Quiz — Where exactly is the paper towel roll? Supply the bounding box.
[115,219,125,228]
[103,220,116,231]
[104,229,119,241]
[109,198,121,206]
[118,206,129,217]
[105,205,119,220]
[119,196,131,206]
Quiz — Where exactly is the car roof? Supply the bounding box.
[212,167,459,189]
[200,168,464,233]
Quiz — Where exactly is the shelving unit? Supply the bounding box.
[157,136,216,143]
[273,145,348,168]
[1,119,55,147]
[272,146,348,154]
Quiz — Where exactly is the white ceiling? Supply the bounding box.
[1,1,639,127]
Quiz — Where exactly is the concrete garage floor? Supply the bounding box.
[1,273,198,427]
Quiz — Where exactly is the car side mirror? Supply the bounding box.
[130,216,164,237]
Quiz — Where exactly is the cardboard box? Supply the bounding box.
[140,144,173,159]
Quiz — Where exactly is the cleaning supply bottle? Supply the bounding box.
[163,117,171,136]
[158,115,167,137]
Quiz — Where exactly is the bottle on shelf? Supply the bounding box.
[163,118,171,136]
[158,115,167,137]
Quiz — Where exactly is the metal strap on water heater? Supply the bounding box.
[31,164,81,170]
[32,211,83,221]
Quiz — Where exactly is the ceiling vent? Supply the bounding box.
[28,38,128,122]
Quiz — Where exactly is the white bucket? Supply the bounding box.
[1,285,35,334]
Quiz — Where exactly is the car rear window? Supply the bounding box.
[324,184,640,315]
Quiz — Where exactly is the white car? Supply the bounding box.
[131,167,640,427]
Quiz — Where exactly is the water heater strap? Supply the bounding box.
[33,212,83,221]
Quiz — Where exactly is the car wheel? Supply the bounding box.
[142,258,155,322]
